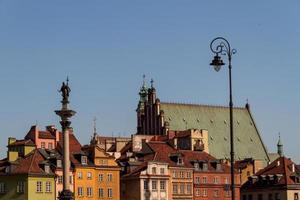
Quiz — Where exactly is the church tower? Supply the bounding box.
[136,77,167,135]
[277,133,283,157]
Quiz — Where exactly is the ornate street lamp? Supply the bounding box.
[55,78,76,200]
[210,37,236,200]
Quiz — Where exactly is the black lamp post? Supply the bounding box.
[209,37,236,200]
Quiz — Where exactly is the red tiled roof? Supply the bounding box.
[255,156,299,185]
[38,131,55,139]
[8,139,35,146]
[146,141,231,172]
[0,149,53,176]
[57,132,82,154]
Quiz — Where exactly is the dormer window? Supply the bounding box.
[57,160,62,168]
[194,162,199,170]
[178,157,183,165]
[44,165,50,174]
[203,163,208,171]
[81,156,87,165]
[152,167,157,175]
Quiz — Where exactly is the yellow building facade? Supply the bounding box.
[74,145,120,200]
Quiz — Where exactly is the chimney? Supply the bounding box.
[8,137,16,145]
[292,164,295,173]
[174,138,178,149]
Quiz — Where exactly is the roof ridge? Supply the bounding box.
[161,101,246,110]
[28,149,38,173]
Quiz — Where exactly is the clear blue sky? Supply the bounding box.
[0,1,299,162]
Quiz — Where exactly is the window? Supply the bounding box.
[78,187,83,197]
[44,165,50,173]
[98,174,103,181]
[203,176,207,183]
[152,180,157,190]
[194,162,199,170]
[87,187,93,197]
[196,188,200,196]
[160,168,165,175]
[213,190,219,197]
[152,167,157,174]
[108,188,113,198]
[186,171,191,178]
[178,157,183,165]
[107,173,113,182]
[173,184,178,194]
[179,184,184,194]
[17,181,25,193]
[195,177,200,184]
[69,175,73,184]
[58,176,62,184]
[48,143,53,150]
[160,180,166,190]
[203,163,208,171]
[78,172,83,179]
[144,180,149,190]
[180,171,184,178]
[87,172,92,179]
[213,177,219,184]
[41,142,45,148]
[36,181,42,193]
[203,189,208,197]
[295,193,299,200]
[275,193,280,200]
[269,193,273,200]
[0,182,5,193]
[81,156,87,165]
[57,160,62,168]
[187,184,192,194]
[172,171,177,178]
[99,188,104,198]
[242,195,247,200]
[46,181,51,193]
[258,194,263,200]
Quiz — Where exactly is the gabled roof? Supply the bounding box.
[38,131,55,139]
[146,141,231,172]
[0,149,54,176]
[255,156,300,185]
[160,102,269,163]
[8,139,35,146]
[242,156,300,190]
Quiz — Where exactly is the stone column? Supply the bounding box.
[55,80,76,200]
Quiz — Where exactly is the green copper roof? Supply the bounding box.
[160,102,269,164]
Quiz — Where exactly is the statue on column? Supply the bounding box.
[60,78,71,101]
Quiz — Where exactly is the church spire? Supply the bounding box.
[277,132,283,157]
[137,75,148,111]
[90,117,98,145]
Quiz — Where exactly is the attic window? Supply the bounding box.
[224,120,227,124]
[168,117,171,121]
[224,137,227,141]
[250,121,253,126]
[45,165,50,173]
[210,119,214,123]
[57,160,62,168]
[177,157,183,165]
[237,121,240,125]
[81,156,87,165]
[196,119,200,123]
[250,137,253,142]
